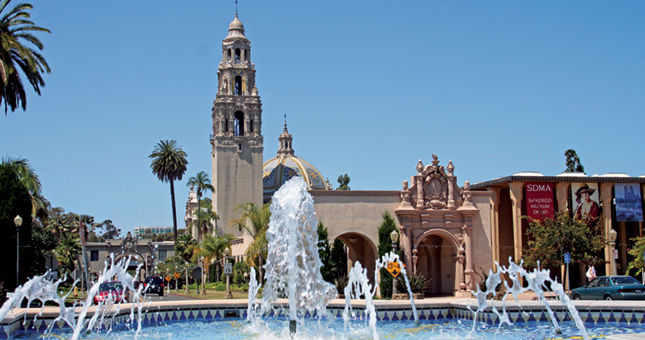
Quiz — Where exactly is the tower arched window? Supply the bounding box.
[227,49,231,60]
[235,48,241,62]
[234,111,245,136]
[235,76,242,95]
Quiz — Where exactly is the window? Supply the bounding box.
[598,278,608,287]
[227,49,231,60]
[250,119,254,133]
[234,111,244,136]
[234,76,242,95]
[158,250,167,261]
[91,251,99,262]
[235,48,241,61]
[225,119,229,132]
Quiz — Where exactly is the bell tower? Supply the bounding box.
[211,14,263,237]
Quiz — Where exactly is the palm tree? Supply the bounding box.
[194,233,234,282]
[228,202,270,238]
[176,233,197,261]
[229,202,271,281]
[189,198,220,242]
[0,0,51,114]
[149,140,188,243]
[54,234,81,282]
[1,156,48,219]
[186,171,215,241]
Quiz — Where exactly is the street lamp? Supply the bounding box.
[200,256,206,295]
[609,229,618,276]
[390,230,399,296]
[14,215,22,289]
[174,266,178,292]
[224,248,233,299]
[184,262,190,294]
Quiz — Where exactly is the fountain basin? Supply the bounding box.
[2,298,645,338]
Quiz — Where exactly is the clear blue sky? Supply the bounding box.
[1,1,644,235]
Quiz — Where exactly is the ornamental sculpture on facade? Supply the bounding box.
[400,155,463,210]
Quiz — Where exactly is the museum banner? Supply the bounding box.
[571,183,600,222]
[525,182,554,221]
[615,183,643,222]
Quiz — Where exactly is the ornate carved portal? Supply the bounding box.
[395,155,479,297]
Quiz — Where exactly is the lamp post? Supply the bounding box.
[14,215,22,289]
[174,266,178,292]
[184,262,190,294]
[390,230,400,297]
[200,256,206,295]
[609,229,618,276]
[166,269,170,293]
[224,248,233,299]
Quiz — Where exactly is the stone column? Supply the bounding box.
[508,181,524,263]
[600,182,614,276]
[487,187,501,265]
[555,182,569,213]
[416,175,425,208]
[462,223,474,291]
[401,227,413,270]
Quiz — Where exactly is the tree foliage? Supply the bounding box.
[186,171,215,240]
[377,211,400,298]
[330,238,348,281]
[564,149,585,173]
[336,173,350,190]
[626,236,645,277]
[54,234,81,282]
[188,197,219,241]
[88,219,121,242]
[231,202,271,282]
[0,0,51,114]
[149,139,188,243]
[0,162,32,290]
[317,221,333,282]
[522,212,606,269]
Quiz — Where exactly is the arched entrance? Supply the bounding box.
[336,232,378,284]
[414,229,460,295]
[114,252,150,281]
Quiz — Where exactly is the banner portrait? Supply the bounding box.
[615,183,643,222]
[525,182,554,220]
[571,183,600,222]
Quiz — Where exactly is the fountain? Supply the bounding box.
[470,258,590,340]
[254,177,337,334]
[2,178,642,339]
[0,255,144,340]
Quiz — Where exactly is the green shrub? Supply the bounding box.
[214,282,226,291]
[334,275,348,295]
[394,271,431,294]
[234,273,245,285]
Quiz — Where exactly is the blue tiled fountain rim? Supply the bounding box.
[3,305,645,339]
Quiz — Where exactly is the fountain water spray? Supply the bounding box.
[470,257,589,340]
[259,177,337,334]
[0,254,145,340]
[342,252,419,340]
[375,252,418,322]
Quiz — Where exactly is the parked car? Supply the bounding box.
[570,276,645,300]
[94,281,128,305]
[142,276,164,296]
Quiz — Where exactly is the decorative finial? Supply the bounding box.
[235,0,238,16]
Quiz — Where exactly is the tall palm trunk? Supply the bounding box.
[196,191,201,242]
[170,180,178,243]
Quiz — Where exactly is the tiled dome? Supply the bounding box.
[262,122,331,202]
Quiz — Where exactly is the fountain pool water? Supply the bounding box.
[8,315,645,339]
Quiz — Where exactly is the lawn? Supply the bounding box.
[167,289,249,300]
